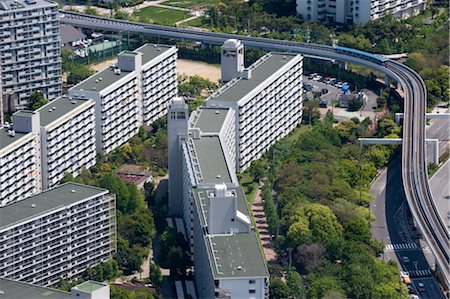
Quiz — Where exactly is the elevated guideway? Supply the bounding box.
[60,11,450,289]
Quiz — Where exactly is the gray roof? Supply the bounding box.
[205,233,269,278]
[0,278,70,299]
[71,66,133,93]
[0,128,28,152]
[0,0,56,12]
[135,44,175,64]
[60,24,86,44]
[193,187,250,227]
[71,281,107,293]
[192,136,232,184]
[0,183,108,230]
[193,108,229,133]
[209,53,298,104]
[37,96,93,127]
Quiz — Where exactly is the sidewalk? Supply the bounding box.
[252,185,277,263]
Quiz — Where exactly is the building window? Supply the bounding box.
[249,279,256,284]
[249,289,256,294]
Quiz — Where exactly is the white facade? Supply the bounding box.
[0,0,62,109]
[0,183,117,287]
[207,51,303,171]
[137,44,178,125]
[69,44,178,154]
[0,128,40,206]
[297,0,427,24]
[168,99,269,299]
[37,96,96,189]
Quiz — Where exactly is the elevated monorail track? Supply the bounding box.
[60,11,450,288]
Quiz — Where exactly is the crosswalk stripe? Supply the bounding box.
[384,243,419,251]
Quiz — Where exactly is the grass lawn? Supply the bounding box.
[163,0,221,9]
[181,16,204,27]
[134,6,190,26]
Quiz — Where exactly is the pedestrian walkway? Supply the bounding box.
[252,184,277,263]
[385,243,419,251]
[409,269,432,278]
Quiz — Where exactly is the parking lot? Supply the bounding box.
[303,74,379,122]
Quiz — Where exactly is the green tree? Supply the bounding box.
[119,209,156,247]
[286,269,304,299]
[27,91,48,110]
[269,278,292,299]
[149,262,163,287]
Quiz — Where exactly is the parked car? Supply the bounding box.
[321,88,329,95]
[416,282,426,292]
[308,73,318,80]
[312,75,322,81]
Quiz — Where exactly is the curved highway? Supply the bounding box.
[60,11,450,288]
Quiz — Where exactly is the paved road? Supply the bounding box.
[425,109,449,164]
[371,152,445,298]
[429,160,450,232]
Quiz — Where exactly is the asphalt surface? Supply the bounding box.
[371,152,445,298]
[371,112,450,298]
[429,160,450,233]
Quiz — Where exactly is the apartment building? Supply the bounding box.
[0,278,110,299]
[135,44,177,125]
[296,0,427,24]
[69,44,177,154]
[168,98,269,298]
[0,183,117,287]
[0,0,62,110]
[0,95,96,203]
[207,40,303,171]
[0,111,41,206]
[37,96,96,189]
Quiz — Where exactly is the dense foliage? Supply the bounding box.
[62,49,95,86]
[247,116,407,298]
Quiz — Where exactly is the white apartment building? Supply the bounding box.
[0,183,117,287]
[37,96,96,189]
[207,40,303,171]
[69,51,143,154]
[0,0,62,110]
[0,278,110,299]
[135,44,177,125]
[69,44,177,154]
[0,111,41,206]
[296,0,427,24]
[168,98,269,299]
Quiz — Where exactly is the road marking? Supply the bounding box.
[385,243,419,251]
[409,269,432,277]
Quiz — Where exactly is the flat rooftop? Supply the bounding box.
[71,281,106,293]
[70,66,132,93]
[192,108,229,133]
[135,43,174,64]
[192,136,232,184]
[209,53,299,104]
[193,186,250,227]
[0,183,108,230]
[0,278,70,299]
[37,96,93,127]
[0,0,56,12]
[206,233,269,278]
[0,128,27,152]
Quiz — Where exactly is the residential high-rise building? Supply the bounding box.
[69,44,177,154]
[0,96,96,204]
[0,183,117,287]
[168,40,304,297]
[207,50,303,171]
[168,101,269,299]
[36,96,96,189]
[0,0,62,109]
[0,278,110,299]
[0,111,41,206]
[296,0,427,24]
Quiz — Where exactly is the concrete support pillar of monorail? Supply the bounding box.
[384,75,390,86]
[358,138,439,165]
[337,61,348,70]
